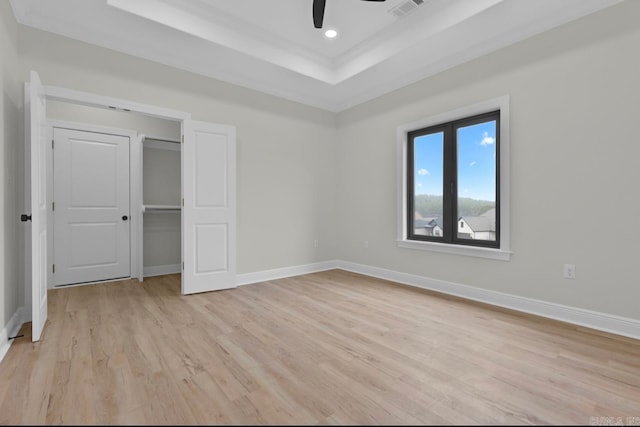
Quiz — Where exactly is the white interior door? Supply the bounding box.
[53,128,131,286]
[182,120,236,294]
[28,71,48,342]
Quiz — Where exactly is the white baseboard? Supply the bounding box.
[337,261,640,340]
[143,264,181,278]
[237,260,339,286]
[0,307,25,364]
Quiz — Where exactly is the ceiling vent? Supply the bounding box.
[389,0,425,18]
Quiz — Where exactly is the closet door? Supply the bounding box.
[27,71,49,341]
[182,120,236,294]
[53,128,131,286]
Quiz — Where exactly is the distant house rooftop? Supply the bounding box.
[416,216,444,228]
[460,208,495,232]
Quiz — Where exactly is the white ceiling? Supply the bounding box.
[10,0,623,112]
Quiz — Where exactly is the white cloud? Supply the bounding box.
[469,161,477,167]
[481,132,495,146]
[417,168,429,176]
[417,183,423,187]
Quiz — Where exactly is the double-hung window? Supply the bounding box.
[397,97,510,260]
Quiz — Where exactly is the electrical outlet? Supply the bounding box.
[563,264,576,279]
[314,239,319,248]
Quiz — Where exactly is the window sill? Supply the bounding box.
[397,239,512,261]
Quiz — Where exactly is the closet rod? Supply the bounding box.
[142,204,181,213]
[141,134,180,144]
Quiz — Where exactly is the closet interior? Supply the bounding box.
[140,136,182,279]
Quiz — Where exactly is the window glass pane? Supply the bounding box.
[457,120,496,241]
[413,132,444,238]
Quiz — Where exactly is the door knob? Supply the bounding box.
[122,215,129,221]
[21,214,32,222]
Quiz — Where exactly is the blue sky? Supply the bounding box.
[414,120,496,201]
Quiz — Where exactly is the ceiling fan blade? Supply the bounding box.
[314,0,385,30]
[313,0,326,29]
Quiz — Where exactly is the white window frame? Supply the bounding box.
[396,96,512,261]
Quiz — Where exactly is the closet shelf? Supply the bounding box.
[143,204,181,213]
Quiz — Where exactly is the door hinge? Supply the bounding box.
[181,135,184,144]
[182,262,184,270]
[51,139,54,149]
[182,198,184,206]
[52,264,55,273]
[52,202,55,211]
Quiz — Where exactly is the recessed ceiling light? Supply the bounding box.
[324,29,338,39]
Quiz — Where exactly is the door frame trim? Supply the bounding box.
[48,119,139,288]
[43,85,191,121]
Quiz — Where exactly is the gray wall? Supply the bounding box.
[0,1,22,333]
[336,1,640,320]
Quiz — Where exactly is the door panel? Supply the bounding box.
[70,139,119,207]
[195,224,228,273]
[195,136,227,207]
[69,223,119,267]
[54,128,130,286]
[183,120,236,294]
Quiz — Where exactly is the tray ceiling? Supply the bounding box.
[10,0,623,112]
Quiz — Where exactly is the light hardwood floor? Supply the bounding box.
[0,270,638,425]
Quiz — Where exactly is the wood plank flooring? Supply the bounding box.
[0,270,639,425]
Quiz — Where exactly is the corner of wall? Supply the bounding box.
[0,307,25,364]
[1,0,25,338]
